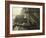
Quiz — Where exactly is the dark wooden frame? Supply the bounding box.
[5,1,45,37]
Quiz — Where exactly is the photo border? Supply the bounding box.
[10,4,42,34]
[5,1,45,37]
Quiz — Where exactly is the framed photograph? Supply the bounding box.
[5,1,45,37]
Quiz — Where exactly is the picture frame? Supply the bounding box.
[5,1,45,37]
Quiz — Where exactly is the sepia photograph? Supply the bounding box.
[12,7,40,31]
[10,4,43,34]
